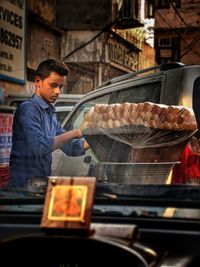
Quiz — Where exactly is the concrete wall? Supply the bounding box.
[61,31,105,63]
[1,0,155,97]
[28,0,56,24]
[139,42,155,69]
[27,23,60,70]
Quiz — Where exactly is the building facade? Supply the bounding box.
[0,0,155,96]
[154,0,200,65]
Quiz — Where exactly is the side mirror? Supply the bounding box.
[83,156,92,163]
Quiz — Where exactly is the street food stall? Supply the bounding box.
[81,102,197,185]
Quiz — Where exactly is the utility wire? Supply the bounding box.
[168,0,200,36]
[156,10,189,45]
[156,11,200,60]
[181,36,200,58]
[167,0,200,57]
[62,17,121,62]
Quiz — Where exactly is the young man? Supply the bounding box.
[9,59,88,189]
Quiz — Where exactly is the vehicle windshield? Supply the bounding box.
[2,73,200,222]
[0,0,200,228]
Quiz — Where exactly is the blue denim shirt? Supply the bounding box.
[9,95,85,188]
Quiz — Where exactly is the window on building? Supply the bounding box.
[174,0,181,8]
[146,0,154,18]
[155,0,170,9]
[155,0,181,9]
[159,58,172,64]
[158,38,171,47]
[122,0,132,18]
[172,37,181,62]
[155,37,180,64]
[65,94,111,131]
[121,0,139,19]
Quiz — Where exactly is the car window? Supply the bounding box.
[56,111,70,124]
[115,81,161,104]
[55,106,75,124]
[2,66,200,225]
[63,94,111,131]
[59,83,163,178]
[8,101,25,108]
[51,94,111,179]
[62,77,198,202]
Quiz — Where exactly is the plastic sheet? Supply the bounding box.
[81,102,197,163]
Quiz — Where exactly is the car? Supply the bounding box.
[2,63,200,266]
[52,62,200,179]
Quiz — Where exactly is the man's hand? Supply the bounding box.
[53,129,83,151]
[74,129,83,138]
[72,130,89,150]
[83,140,89,150]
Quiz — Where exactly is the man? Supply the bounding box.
[9,59,88,188]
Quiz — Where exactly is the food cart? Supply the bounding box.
[82,102,197,185]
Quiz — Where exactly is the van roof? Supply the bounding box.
[98,62,187,88]
[5,94,84,107]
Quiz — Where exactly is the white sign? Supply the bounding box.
[0,0,25,84]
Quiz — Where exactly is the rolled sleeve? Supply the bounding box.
[18,104,54,156]
[61,139,85,156]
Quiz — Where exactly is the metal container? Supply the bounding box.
[89,162,179,184]
[83,126,194,163]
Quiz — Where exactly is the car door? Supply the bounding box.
[51,76,164,177]
[51,93,112,176]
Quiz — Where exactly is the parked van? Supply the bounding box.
[51,62,200,181]
[4,93,84,124]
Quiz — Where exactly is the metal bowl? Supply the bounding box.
[89,162,179,184]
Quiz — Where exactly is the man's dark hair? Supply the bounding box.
[35,59,69,80]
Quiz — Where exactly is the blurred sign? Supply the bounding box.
[108,39,139,71]
[0,0,25,84]
[0,113,13,164]
[117,29,144,50]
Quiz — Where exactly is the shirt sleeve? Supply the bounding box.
[53,114,85,156]
[16,102,54,156]
[60,138,85,156]
[55,114,65,135]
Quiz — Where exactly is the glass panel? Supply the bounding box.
[155,0,170,9]
[64,94,111,131]
[115,82,161,104]
[56,111,70,124]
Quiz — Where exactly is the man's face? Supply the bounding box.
[35,71,65,103]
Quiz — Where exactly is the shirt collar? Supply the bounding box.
[32,95,55,114]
